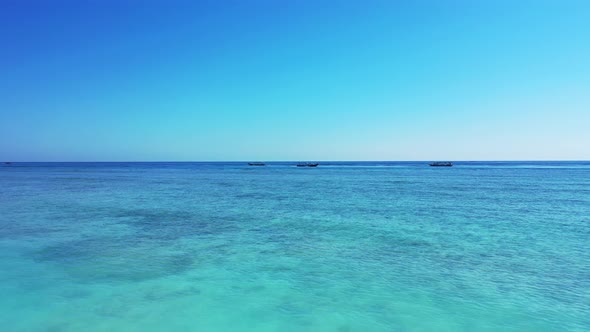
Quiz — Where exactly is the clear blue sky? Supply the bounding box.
[1,0,589,161]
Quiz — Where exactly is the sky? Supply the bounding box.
[1,0,589,161]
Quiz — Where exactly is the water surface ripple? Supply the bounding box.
[1,162,589,331]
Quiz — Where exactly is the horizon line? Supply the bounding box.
[3,160,590,163]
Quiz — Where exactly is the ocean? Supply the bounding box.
[1,161,589,331]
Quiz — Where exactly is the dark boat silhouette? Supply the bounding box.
[248,162,266,166]
[296,163,319,167]
[4,162,11,165]
[429,162,453,167]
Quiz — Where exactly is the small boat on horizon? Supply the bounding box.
[296,163,319,167]
[248,162,266,166]
[4,162,11,165]
[429,162,453,167]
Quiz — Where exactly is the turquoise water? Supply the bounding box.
[1,161,589,331]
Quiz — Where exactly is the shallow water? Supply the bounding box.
[1,162,589,331]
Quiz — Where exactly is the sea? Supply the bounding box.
[1,161,589,331]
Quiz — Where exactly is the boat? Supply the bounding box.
[3,162,11,165]
[248,162,266,166]
[429,162,453,167]
[296,163,319,167]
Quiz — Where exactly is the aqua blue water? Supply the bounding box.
[1,162,589,331]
